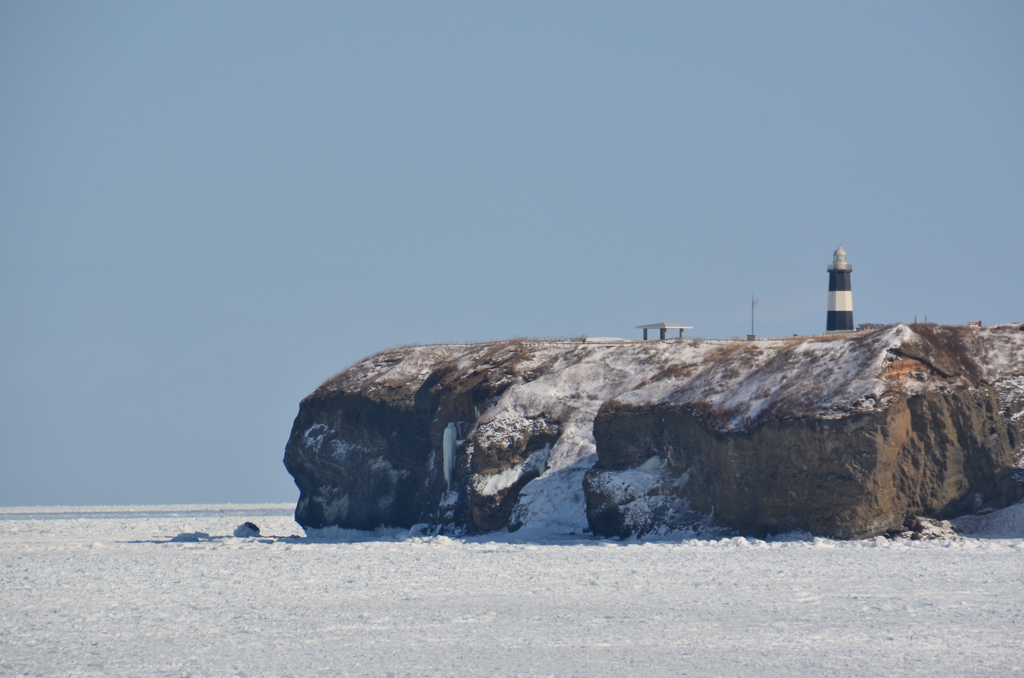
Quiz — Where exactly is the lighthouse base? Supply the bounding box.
[827,310,854,332]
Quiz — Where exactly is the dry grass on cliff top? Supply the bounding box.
[308,325,1024,428]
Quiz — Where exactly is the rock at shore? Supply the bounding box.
[283,324,1024,539]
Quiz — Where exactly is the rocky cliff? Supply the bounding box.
[283,324,1024,539]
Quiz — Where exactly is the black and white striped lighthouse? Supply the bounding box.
[826,245,854,332]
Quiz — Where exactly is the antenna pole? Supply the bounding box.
[751,296,759,336]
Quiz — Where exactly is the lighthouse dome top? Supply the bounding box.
[828,245,851,271]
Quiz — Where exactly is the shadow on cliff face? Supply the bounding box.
[283,341,560,533]
[283,393,431,530]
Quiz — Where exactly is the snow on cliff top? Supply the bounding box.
[319,324,1024,432]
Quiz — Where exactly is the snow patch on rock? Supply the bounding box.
[472,445,551,497]
[952,502,1024,539]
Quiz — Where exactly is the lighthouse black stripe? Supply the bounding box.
[827,311,854,331]
[828,271,852,292]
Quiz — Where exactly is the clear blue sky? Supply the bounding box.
[2,2,1022,506]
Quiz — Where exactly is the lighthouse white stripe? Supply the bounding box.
[828,290,853,312]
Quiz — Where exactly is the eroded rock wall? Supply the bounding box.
[284,325,1024,538]
[584,387,1024,539]
[283,342,570,533]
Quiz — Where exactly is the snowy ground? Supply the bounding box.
[3,504,1024,677]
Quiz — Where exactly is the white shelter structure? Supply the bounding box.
[635,323,692,340]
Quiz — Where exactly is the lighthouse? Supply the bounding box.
[827,245,854,332]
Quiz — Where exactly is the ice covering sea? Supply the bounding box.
[2,504,1024,677]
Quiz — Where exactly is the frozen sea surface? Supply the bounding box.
[2,504,1023,677]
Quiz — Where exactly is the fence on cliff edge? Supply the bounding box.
[411,330,879,351]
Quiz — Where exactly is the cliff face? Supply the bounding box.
[586,389,1021,539]
[284,325,1024,538]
